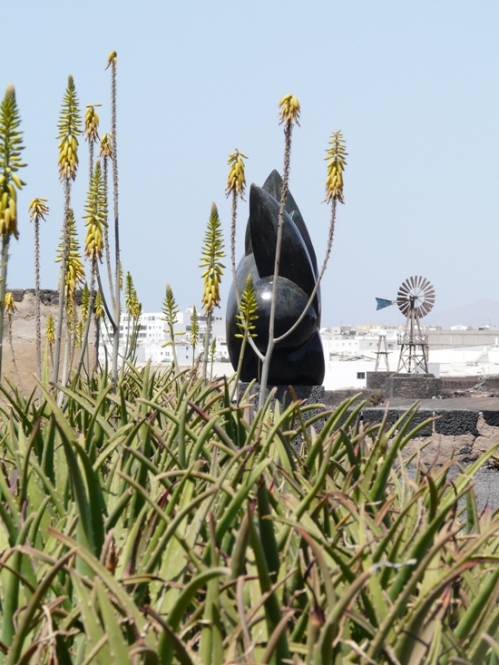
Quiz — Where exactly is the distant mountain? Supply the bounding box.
[425,299,499,330]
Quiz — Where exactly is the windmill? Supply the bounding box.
[376,276,435,373]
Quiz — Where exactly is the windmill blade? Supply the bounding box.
[397,298,411,316]
[420,276,430,291]
[399,279,411,293]
[376,298,393,311]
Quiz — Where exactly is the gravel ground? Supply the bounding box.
[465,466,499,512]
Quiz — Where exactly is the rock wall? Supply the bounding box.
[359,406,499,465]
[3,289,97,394]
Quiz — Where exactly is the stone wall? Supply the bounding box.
[385,374,441,399]
[366,372,441,399]
[366,371,395,391]
[323,388,370,408]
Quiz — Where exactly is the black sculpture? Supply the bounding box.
[226,170,325,385]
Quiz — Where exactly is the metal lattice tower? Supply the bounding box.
[374,332,390,371]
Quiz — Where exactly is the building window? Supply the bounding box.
[356,372,365,379]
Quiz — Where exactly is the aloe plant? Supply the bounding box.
[0,368,497,663]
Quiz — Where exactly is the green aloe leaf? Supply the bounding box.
[95,580,133,665]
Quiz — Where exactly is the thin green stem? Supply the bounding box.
[110,59,120,388]
[202,310,213,380]
[274,197,337,345]
[74,262,97,381]
[34,219,41,381]
[53,179,71,385]
[0,234,10,382]
[230,190,239,305]
[258,122,292,408]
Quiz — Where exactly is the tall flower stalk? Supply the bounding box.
[258,94,300,407]
[272,130,347,346]
[46,314,55,366]
[74,159,107,380]
[106,50,121,388]
[56,209,85,384]
[84,104,100,182]
[124,271,141,362]
[29,198,49,380]
[54,75,81,384]
[226,149,247,304]
[0,84,25,383]
[162,285,183,374]
[200,203,225,379]
[252,98,346,408]
[99,133,115,313]
[4,292,23,389]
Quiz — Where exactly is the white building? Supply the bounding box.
[98,308,229,367]
[99,313,499,390]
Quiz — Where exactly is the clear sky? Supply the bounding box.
[1,1,498,327]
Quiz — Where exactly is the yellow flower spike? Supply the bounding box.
[226,149,248,200]
[0,84,25,239]
[57,75,81,182]
[4,292,16,314]
[324,130,347,204]
[29,198,49,222]
[106,51,117,70]
[83,160,107,261]
[279,94,301,125]
[94,290,104,319]
[99,133,113,159]
[56,209,85,298]
[85,104,101,144]
[200,203,225,314]
[46,314,55,344]
[235,274,258,340]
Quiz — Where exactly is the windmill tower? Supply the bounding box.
[376,276,435,374]
[374,331,390,371]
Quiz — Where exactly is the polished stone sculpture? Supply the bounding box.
[226,170,325,385]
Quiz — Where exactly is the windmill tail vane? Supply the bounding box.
[375,298,393,311]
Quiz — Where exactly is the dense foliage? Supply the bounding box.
[0,368,498,664]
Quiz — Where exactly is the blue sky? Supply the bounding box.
[2,1,498,326]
